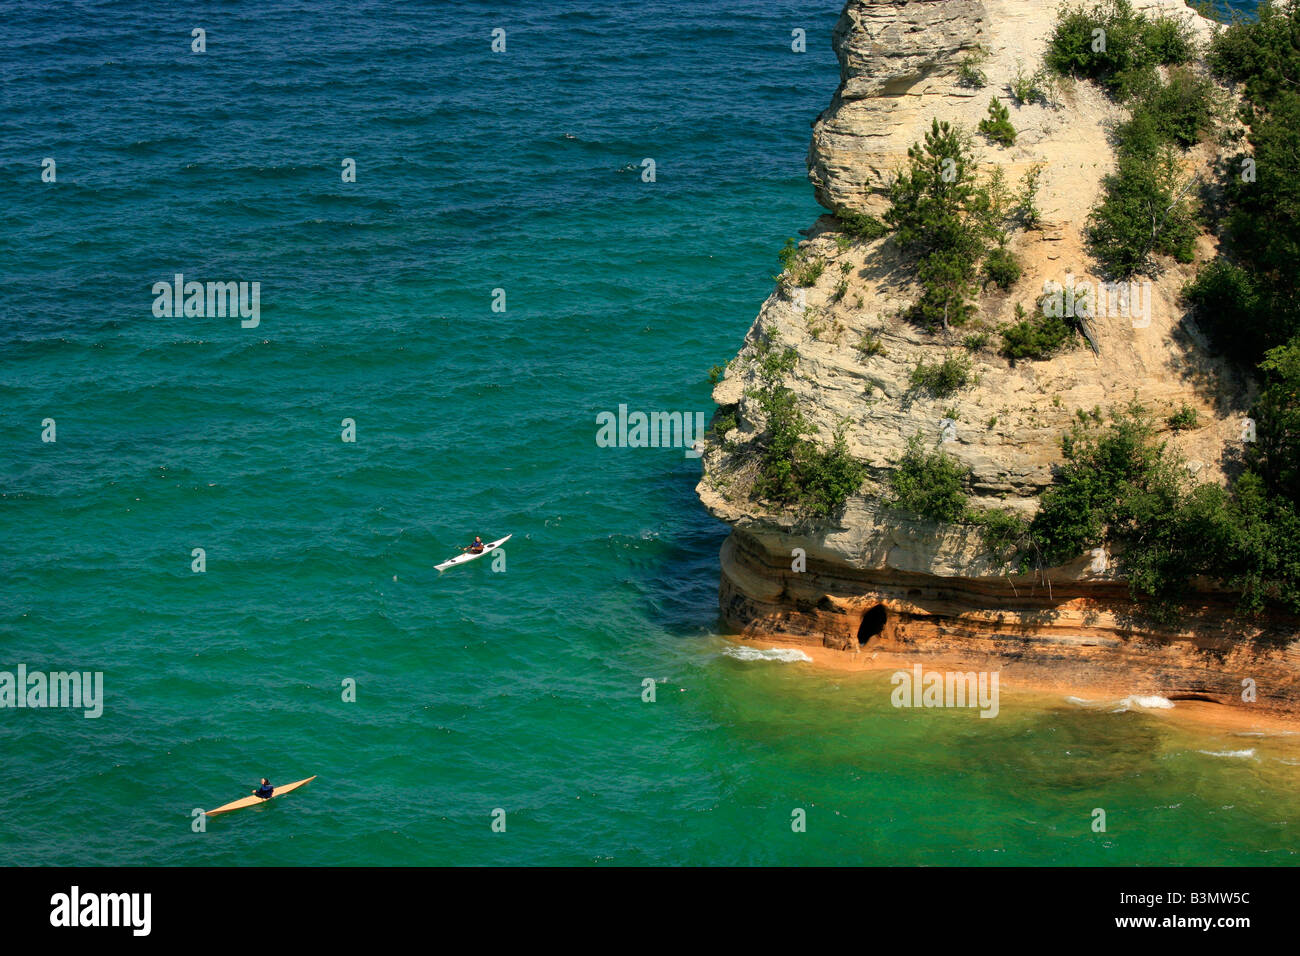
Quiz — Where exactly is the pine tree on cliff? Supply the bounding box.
[885,119,984,331]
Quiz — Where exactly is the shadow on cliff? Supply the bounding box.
[1166,309,1254,420]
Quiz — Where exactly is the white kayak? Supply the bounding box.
[436,534,511,572]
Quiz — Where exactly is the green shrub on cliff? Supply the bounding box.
[777,238,825,288]
[886,120,1036,330]
[1029,403,1183,568]
[1085,136,1198,278]
[1167,404,1199,430]
[748,341,867,516]
[1000,306,1076,362]
[970,507,1033,567]
[1023,402,1300,613]
[887,433,969,523]
[1247,337,1300,512]
[1185,2,1300,363]
[978,98,1017,146]
[1047,4,1211,278]
[1136,67,1219,148]
[981,245,1022,290]
[837,210,890,241]
[802,425,870,518]
[1045,0,1195,99]
[958,53,989,89]
[1081,69,1209,278]
[909,353,973,397]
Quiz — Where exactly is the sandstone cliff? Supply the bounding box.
[697,0,1300,714]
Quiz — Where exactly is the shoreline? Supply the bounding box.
[725,633,1300,738]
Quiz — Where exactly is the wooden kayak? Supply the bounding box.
[206,775,317,817]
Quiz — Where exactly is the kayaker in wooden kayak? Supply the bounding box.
[206,775,316,816]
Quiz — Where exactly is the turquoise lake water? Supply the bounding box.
[2,0,1295,866]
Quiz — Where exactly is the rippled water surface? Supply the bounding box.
[1,0,1291,866]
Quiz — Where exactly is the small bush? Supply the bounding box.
[1009,61,1051,106]
[710,410,738,438]
[777,237,799,272]
[777,238,825,287]
[1000,311,1076,361]
[1168,404,1199,430]
[1016,162,1047,229]
[910,353,973,397]
[837,210,890,240]
[1086,145,1198,277]
[1182,260,1268,365]
[963,331,991,351]
[981,245,1022,290]
[1141,15,1196,65]
[979,97,1017,146]
[856,331,886,357]
[1131,67,1218,148]
[748,342,866,516]
[801,425,869,517]
[970,507,1032,565]
[887,433,970,523]
[796,258,824,287]
[958,54,988,89]
[707,364,726,385]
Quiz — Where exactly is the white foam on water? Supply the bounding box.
[723,645,813,663]
[1111,695,1175,712]
[1196,748,1257,759]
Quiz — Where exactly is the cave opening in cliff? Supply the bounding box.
[857,604,887,645]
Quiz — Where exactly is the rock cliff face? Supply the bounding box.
[697,0,1300,714]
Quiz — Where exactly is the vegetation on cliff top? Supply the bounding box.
[1185,0,1300,364]
[1045,0,1196,98]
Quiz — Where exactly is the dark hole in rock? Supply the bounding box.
[858,604,887,645]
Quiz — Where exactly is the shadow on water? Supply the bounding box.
[637,463,732,639]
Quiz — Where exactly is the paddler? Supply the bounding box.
[252,778,274,800]
[465,536,485,555]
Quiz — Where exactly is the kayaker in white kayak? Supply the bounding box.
[464,536,485,555]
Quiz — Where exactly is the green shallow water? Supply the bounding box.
[1,0,1294,866]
